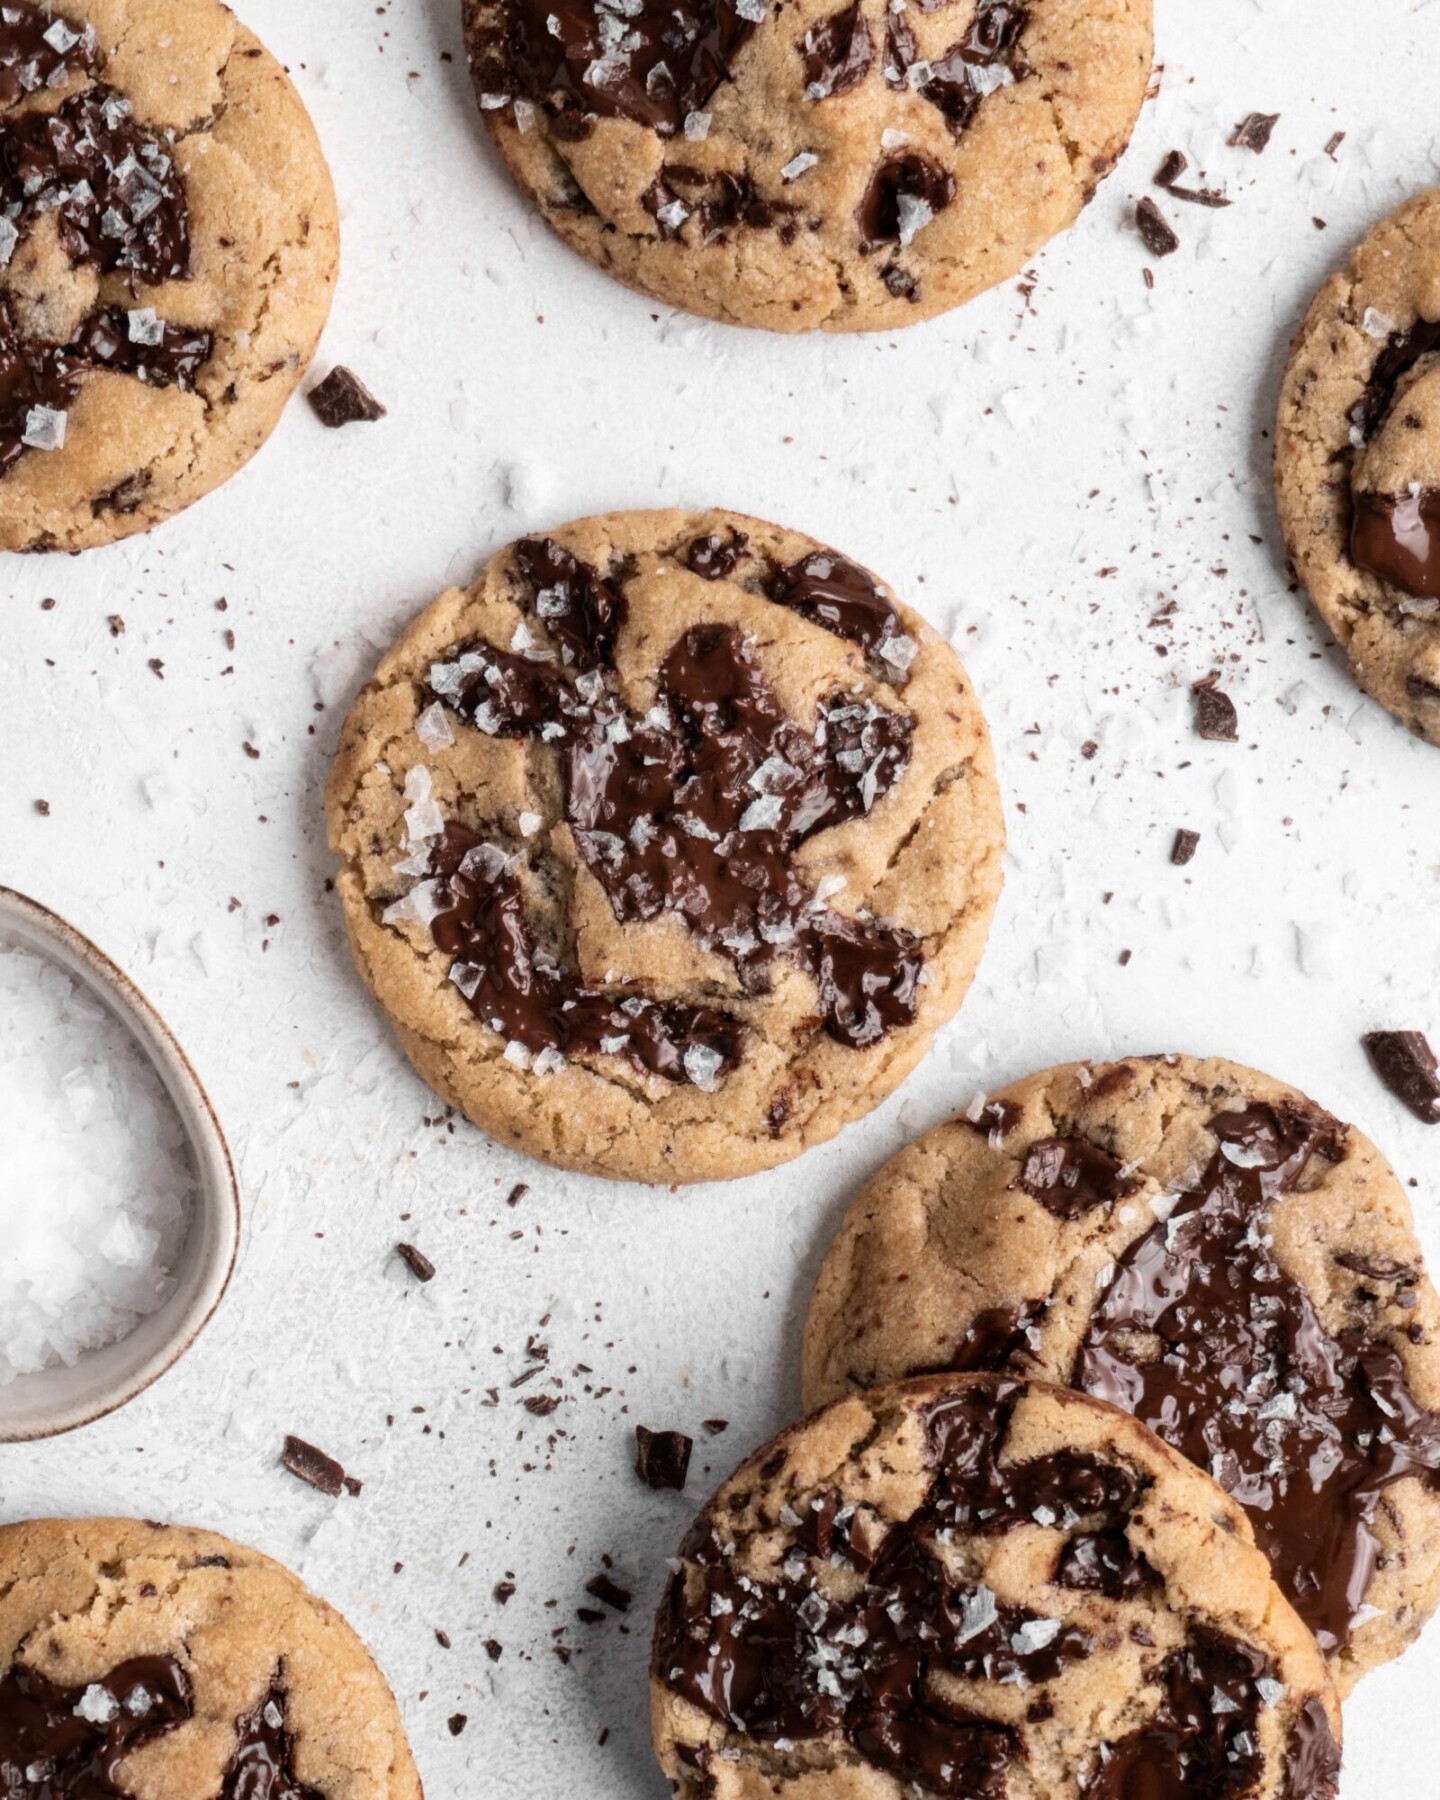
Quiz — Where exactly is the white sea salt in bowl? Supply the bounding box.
[0,887,239,1441]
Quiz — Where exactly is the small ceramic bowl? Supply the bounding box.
[0,886,240,1441]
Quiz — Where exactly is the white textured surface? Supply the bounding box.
[2,0,1439,1792]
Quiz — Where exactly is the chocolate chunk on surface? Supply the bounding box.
[1363,1029,1440,1123]
[1171,827,1200,865]
[651,1374,1340,1800]
[1135,195,1179,257]
[1191,675,1239,740]
[308,367,387,428]
[395,1241,437,1281]
[636,1426,693,1491]
[1230,110,1280,152]
[281,1435,347,1498]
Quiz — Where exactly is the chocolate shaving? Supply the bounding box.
[585,1573,634,1612]
[1363,1030,1440,1124]
[1135,196,1179,257]
[636,1425,693,1491]
[1191,676,1238,741]
[1171,828,1200,866]
[308,367,387,428]
[1230,111,1279,153]
[1153,148,1231,208]
[395,1242,437,1282]
[281,1435,347,1498]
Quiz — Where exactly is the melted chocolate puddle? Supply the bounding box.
[0,1655,321,1800]
[1348,318,1440,445]
[1076,1102,1440,1653]
[416,540,923,1087]
[884,0,1028,139]
[1350,488,1440,599]
[0,11,213,475]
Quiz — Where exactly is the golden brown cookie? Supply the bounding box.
[1275,187,1440,744]
[325,508,1003,1184]
[0,1517,421,1798]
[0,0,339,551]
[804,1053,1440,1692]
[463,0,1152,332]
[650,1373,1342,1798]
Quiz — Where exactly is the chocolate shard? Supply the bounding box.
[1171,828,1200,866]
[1135,196,1179,257]
[585,1572,634,1612]
[395,1241,437,1281]
[281,1434,347,1498]
[635,1425,694,1491]
[1191,676,1238,741]
[1230,111,1279,153]
[1363,1030,1440,1124]
[1153,148,1231,207]
[307,366,387,428]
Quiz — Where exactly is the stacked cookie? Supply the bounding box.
[647,1055,1440,1796]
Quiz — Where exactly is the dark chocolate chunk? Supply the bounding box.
[221,1683,323,1800]
[1363,1029,1440,1124]
[655,1379,1149,1793]
[584,1573,633,1612]
[882,1,1028,138]
[1191,676,1238,741]
[1171,827,1200,866]
[966,1097,1023,1145]
[636,1425,693,1490]
[281,1435,347,1499]
[946,1299,1045,1373]
[702,1418,729,1435]
[448,1713,468,1736]
[768,550,904,656]
[1229,111,1280,153]
[1350,489,1440,599]
[395,1241,437,1282]
[1076,1101,1440,1652]
[1135,195,1179,257]
[1054,1526,1156,1599]
[1153,148,1230,207]
[1349,317,1440,444]
[686,529,749,580]
[857,154,956,254]
[307,367,387,428]
[1335,1249,1419,1285]
[801,1,873,99]
[0,1654,192,1799]
[1015,1137,1138,1221]
[0,2,95,106]
[1283,1694,1342,1800]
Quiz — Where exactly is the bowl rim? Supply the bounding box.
[0,884,241,1441]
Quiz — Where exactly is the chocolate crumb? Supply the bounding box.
[396,1241,437,1282]
[281,1434,346,1498]
[585,1573,633,1613]
[506,1182,529,1208]
[483,1639,504,1660]
[448,1715,467,1737]
[1154,150,1231,207]
[702,1418,730,1436]
[33,799,49,817]
[1363,1031,1440,1124]
[435,1630,451,1649]
[1192,676,1239,742]
[1324,131,1345,159]
[1135,196,1179,257]
[107,614,125,636]
[308,366,387,428]
[1171,828,1200,866]
[1230,111,1279,153]
[494,1581,516,1605]
[635,1425,693,1491]
[524,1394,561,1416]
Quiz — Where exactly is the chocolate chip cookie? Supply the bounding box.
[463,0,1152,332]
[804,1054,1440,1692]
[0,1517,421,1798]
[0,0,339,552]
[1276,188,1440,744]
[325,509,1003,1183]
[651,1372,1342,1798]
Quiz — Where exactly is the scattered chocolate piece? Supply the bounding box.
[494,1581,516,1605]
[448,1714,468,1736]
[1230,111,1279,152]
[635,1425,693,1491]
[702,1418,729,1436]
[343,1475,364,1497]
[1363,1031,1440,1124]
[483,1639,504,1660]
[1324,131,1345,159]
[1135,196,1179,257]
[1171,828,1200,866]
[307,366,387,428]
[1191,676,1239,742]
[585,1573,633,1612]
[435,1629,452,1648]
[396,1241,436,1282]
[281,1434,346,1498]
[506,1182,529,1207]
[33,799,49,817]
[1153,148,1231,207]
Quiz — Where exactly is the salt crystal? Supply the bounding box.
[414,702,454,750]
[683,1043,725,1091]
[781,151,818,182]
[895,193,933,248]
[22,405,66,451]
[683,110,711,140]
[73,1685,119,1725]
[126,307,164,347]
[1361,306,1395,339]
[0,944,194,1384]
[0,217,18,267]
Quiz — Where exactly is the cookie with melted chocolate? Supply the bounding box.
[1276,187,1440,744]
[462,0,1152,331]
[805,1054,1440,1692]
[0,1517,420,1799]
[650,1373,1341,1799]
[325,508,1003,1183]
[0,1,338,551]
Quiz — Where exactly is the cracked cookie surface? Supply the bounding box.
[0,0,339,552]
[1275,187,1440,744]
[804,1053,1440,1692]
[324,508,1003,1184]
[649,1372,1341,1798]
[0,1516,421,1799]
[462,0,1151,332]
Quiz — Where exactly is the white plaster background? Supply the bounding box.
[3,0,1440,1792]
